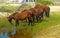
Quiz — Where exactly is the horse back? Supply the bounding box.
[43,6,50,12]
[30,8,38,16]
[18,10,32,20]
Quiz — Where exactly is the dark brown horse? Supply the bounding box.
[7,10,34,26]
[35,4,50,17]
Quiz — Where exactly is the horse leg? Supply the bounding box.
[47,12,49,17]
[41,12,44,20]
[28,20,31,26]
[28,17,30,25]
[45,11,49,17]
[37,15,41,22]
[25,19,28,22]
[15,20,19,26]
[32,16,35,22]
[47,7,50,17]
[45,8,50,17]
[39,16,42,22]
[36,16,39,22]
[38,13,43,22]
[28,17,33,26]
[45,10,48,17]
[32,13,35,22]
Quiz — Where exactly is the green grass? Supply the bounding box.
[0,5,31,13]
[0,12,60,35]
[0,6,19,12]
[32,12,60,35]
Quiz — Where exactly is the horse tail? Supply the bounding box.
[48,7,50,17]
[44,6,50,17]
[43,8,47,17]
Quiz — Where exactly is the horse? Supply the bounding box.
[43,6,50,17]
[34,5,45,21]
[7,10,34,26]
[30,8,42,22]
[35,4,50,17]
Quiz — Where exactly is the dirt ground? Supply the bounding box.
[33,24,60,38]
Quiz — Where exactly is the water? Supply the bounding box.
[0,26,32,38]
[0,32,9,38]
[0,30,16,38]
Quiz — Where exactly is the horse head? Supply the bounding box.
[7,12,18,25]
[7,14,13,25]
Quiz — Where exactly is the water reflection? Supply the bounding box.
[9,29,32,38]
[0,26,32,38]
[0,31,9,38]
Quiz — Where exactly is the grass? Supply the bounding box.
[0,6,18,12]
[0,5,31,13]
[0,12,60,35]
[32,12,60,35]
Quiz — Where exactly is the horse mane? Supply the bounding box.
[30,8,34,10]
[13,12,18,15]
[29,8,35,11]
[8,12,18,18]
[21,9,28,12]
[35,4,42,8]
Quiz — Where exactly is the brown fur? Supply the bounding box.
[8,10,33,26]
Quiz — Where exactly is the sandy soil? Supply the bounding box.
[33,24,60,38]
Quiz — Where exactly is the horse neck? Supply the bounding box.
[22,9,28,12]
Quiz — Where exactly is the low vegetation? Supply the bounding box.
[0,12,60,35]
[0,5,31,13]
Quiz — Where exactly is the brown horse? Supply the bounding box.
[30,8,42,22]
[35,4,50,17]
[34,5,45,21]
[7,10,34,26]
[43,6,50,17]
